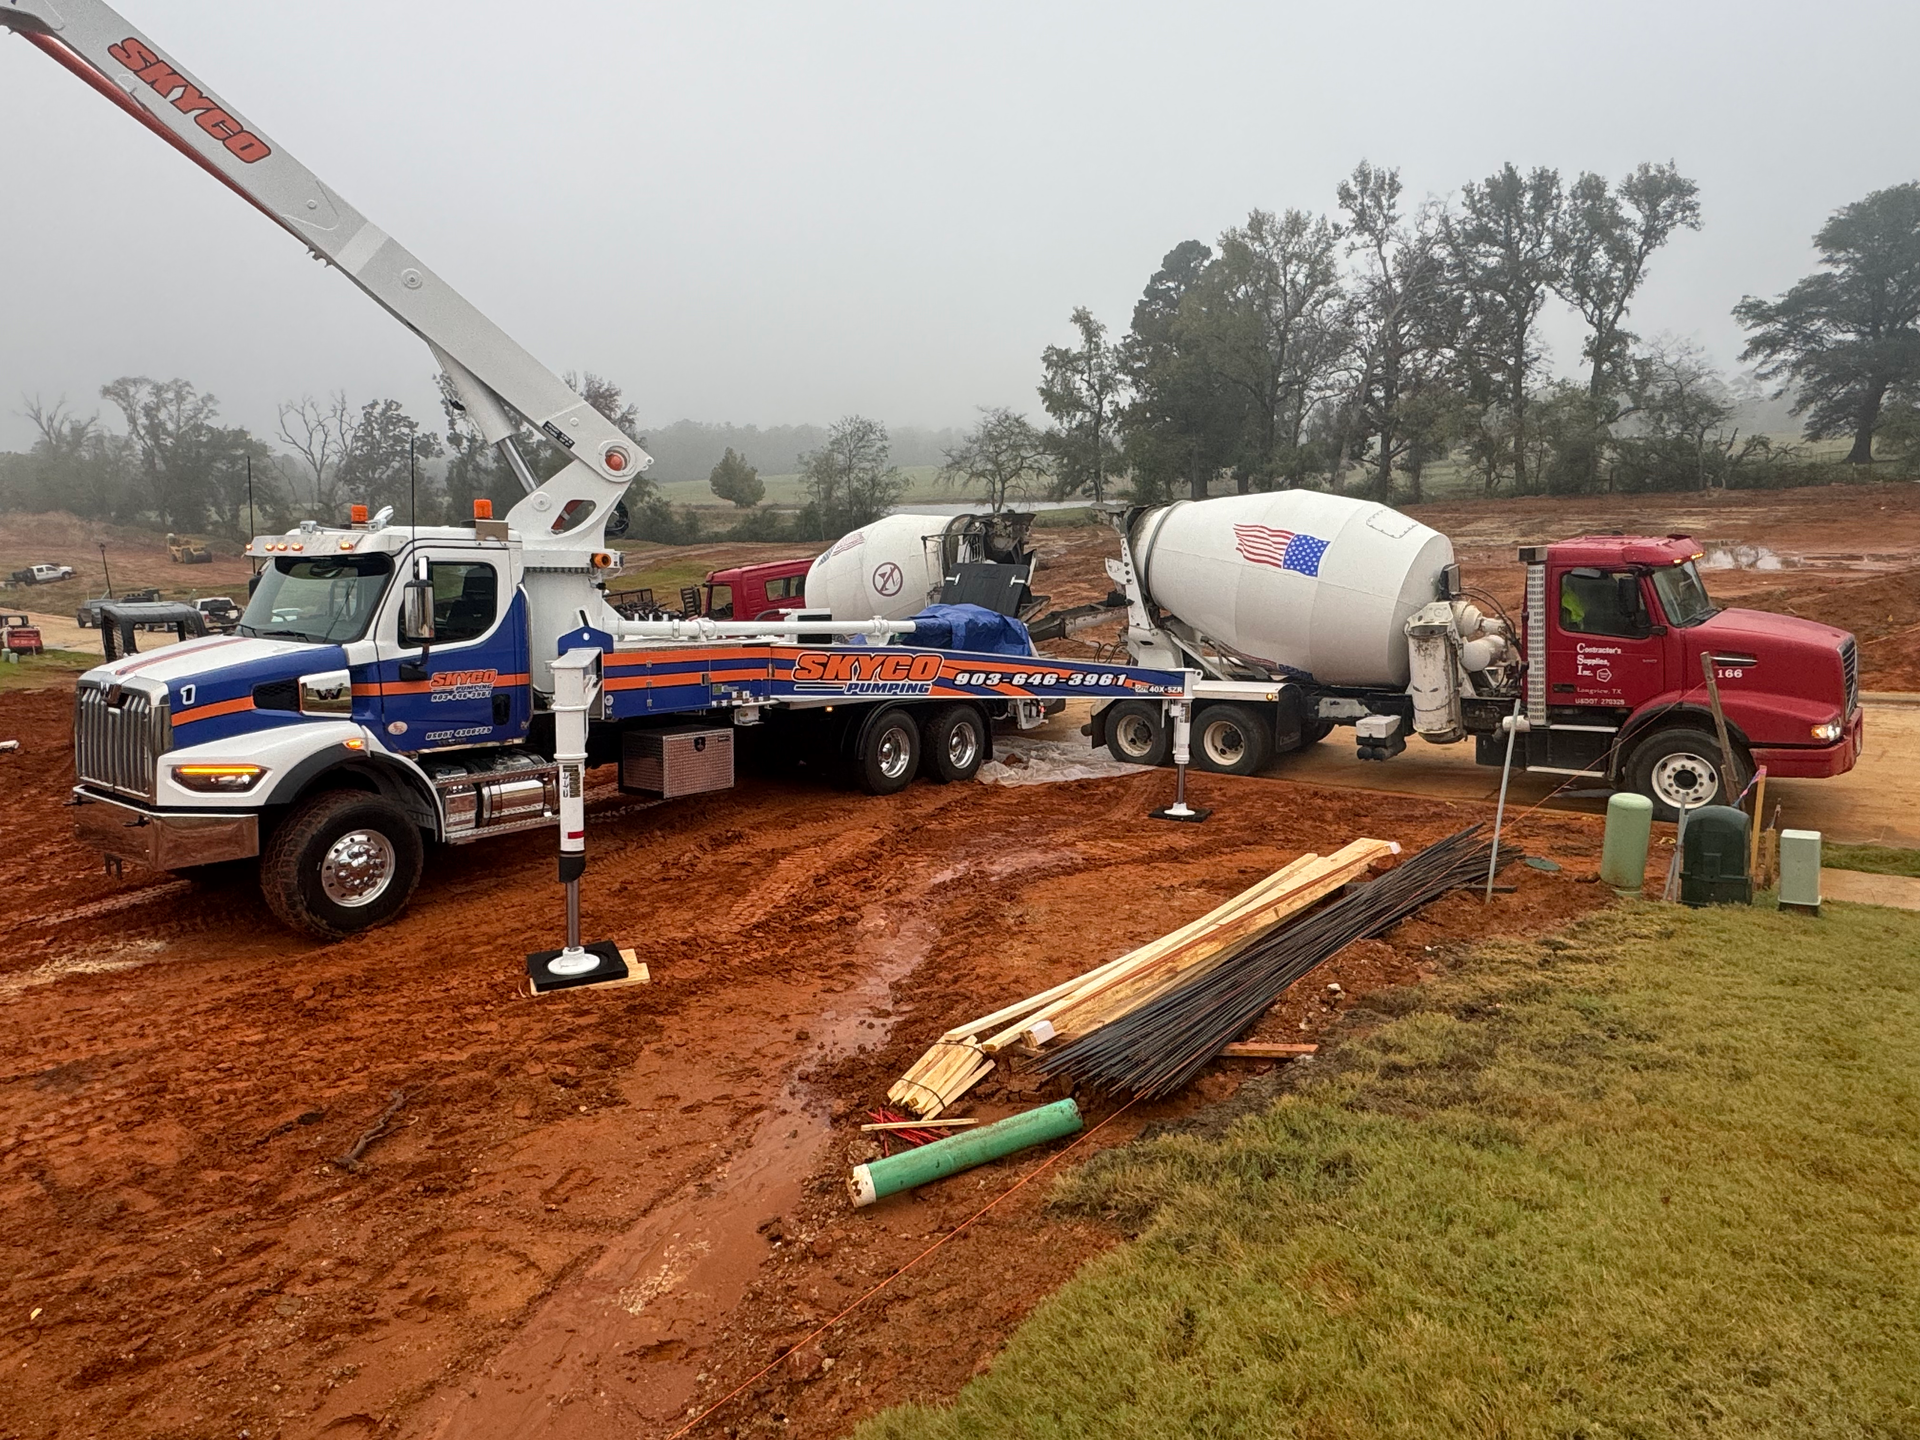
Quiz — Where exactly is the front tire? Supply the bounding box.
[1626,727,1741,822]
[1192,703,1272,776]
[1104,700,1171,767]
[855,707,922,795]
[922,704,987,783]
[261,789,423,939]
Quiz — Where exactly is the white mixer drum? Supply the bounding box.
[804,513,949,621]
[1131,491,1454,687]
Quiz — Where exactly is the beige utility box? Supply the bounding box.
[620,725,734,798]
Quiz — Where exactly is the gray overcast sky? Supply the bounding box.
[3,0,1917,456]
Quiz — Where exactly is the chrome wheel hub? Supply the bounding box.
[877,727,912,780]
[320,829,396,907]
[947,722,980,770]
[1652,752,1718,810]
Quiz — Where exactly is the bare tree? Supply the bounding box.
[276,392,351,511]
[942,408,1050,513]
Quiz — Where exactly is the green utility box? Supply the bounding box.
[1778,828,1822,913]
[1680,805,1752,907]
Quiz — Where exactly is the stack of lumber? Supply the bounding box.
[1035,825,1497,1099]
[886,838,1398,1118]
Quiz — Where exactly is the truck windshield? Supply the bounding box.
[238,554,393,643]
[1650,560,1717,628]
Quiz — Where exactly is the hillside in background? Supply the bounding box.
[634,420,965,486]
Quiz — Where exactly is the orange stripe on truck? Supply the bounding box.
[173,695,255,725]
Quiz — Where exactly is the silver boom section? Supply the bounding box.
[0,1,647,555]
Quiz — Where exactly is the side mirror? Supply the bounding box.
[400,555,435,647]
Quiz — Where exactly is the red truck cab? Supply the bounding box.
[1505,535,1861,817]
[702,559,813,622]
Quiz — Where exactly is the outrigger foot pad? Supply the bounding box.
[1151,804,1212,823]
[525,940,628,994]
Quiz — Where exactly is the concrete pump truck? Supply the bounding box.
[4,0,1190,938]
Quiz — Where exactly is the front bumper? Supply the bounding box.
[1749,707,1864,780]
[72,789,259,871]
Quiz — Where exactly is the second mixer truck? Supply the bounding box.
[1088,491,1861,819]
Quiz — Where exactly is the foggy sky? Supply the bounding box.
[3,0,1917,458]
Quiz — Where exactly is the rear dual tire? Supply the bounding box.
[920,704,987,785]
[1103,700,1274,776]
[852,703,991,795]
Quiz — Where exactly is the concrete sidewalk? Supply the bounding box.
[1819,868,1920,912]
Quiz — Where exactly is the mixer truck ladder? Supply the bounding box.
[1,0,644,559]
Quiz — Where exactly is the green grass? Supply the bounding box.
[0,647,95,692]
[1823,843,1920,879]
[859,902,1920,1440]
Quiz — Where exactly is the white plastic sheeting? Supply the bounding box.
[975,736,1150,787]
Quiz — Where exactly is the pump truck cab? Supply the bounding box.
[1088,491,1862,820]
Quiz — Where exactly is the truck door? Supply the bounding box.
[1548,567,1664,709]
[376,554,530,752]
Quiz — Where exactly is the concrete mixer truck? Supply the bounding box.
[805,511,1046,622]
[1080,491,1861,820]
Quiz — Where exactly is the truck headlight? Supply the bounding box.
[1811,720,1843,743]
[173,763,266,792]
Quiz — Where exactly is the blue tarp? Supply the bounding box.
[904,603,1034,656]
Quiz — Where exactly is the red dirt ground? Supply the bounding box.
[3,480,1907,1438]
[0,678,1626,1440]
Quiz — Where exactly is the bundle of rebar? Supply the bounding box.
[1033,826,1500,1099]
[886,840,1398,1118]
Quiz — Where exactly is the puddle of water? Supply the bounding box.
[1701,544,1790,572]
[1702,543,1915,575]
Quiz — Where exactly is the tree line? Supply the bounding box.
[1024,165,1920,505]
[7,165,1918,538]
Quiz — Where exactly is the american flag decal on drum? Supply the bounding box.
[1233,523,1330,577]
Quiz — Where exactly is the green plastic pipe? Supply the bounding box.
[849,1098,1083,1207]
[1600,792,1654,895]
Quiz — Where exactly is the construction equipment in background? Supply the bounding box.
[167,533,213,564]
[888,839,1399,1118]
[806,511,1047,623]
[1,614,44,656]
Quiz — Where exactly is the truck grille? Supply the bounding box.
[1840,637,1859,714]
[74,680,171,800]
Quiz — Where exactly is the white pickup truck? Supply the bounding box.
[8,563,76,586]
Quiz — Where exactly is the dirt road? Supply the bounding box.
[1265,698,1920,848]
